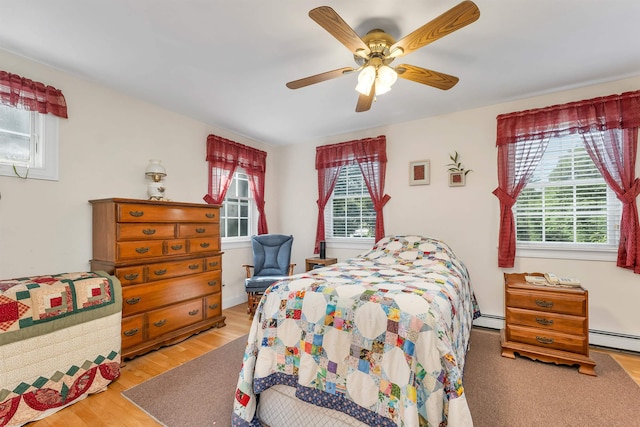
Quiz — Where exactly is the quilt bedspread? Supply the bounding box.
[233,236,480,427]
[0,272,119,345]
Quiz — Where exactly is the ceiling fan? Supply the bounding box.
[286,1,480,112]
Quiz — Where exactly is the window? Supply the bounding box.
[325,164,376,238]
[0,103,59,180]
[514,134,621,255]
[220,171,256,240]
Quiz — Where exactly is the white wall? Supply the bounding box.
[0,49,274,308]
[276,76,640,350]
[1,47,638,349]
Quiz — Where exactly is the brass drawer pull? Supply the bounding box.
[129,210,144,217]
[200,242,210,248]
[536,336,554,345]
[208,303,219,310]
[188,264,200,270]
[126,297,141,305]
[153,319,167,327]
[135,247,150,254]
[196,228,206,233]
[142,228,156,235]
[171,244,183,250]
[208,280,218,287]
[205,213,215,218]
[536,317,554,326]
[188,309,200,316]
[124,273,139,280]
[154,269,167,276]
[123,328,139,337]
[209,261,219,267]
[535,299,554,308]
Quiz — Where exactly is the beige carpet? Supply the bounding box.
[122,329,640,426]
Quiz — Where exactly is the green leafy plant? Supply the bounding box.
[447,151,472,176]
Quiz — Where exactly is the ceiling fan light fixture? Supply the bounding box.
[355,65,376,95]
[374,65,398,96]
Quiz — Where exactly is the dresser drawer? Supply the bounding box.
[166,239,188,255]
[117,240,165,261]
[178,223,218,238]
[121,314,144,348]
[506,288,586,316]
[147,298,204,340]
[506,324,588,354]
[115,265,145,285]
[118,203,218,223]
[189,237,220,253]
[506,307,586,336]
[117,223,176,241]
[205,255,222,271]
[205,294,222,319]
[147,258,205,281]
[122,271,222,316]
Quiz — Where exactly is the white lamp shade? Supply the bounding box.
[145,159,166,177]
[375,65,398,96]
[355,65,376,95]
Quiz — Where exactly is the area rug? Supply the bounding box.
[122,329,640,426]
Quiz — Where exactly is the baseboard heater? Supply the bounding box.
[473,314,640,354]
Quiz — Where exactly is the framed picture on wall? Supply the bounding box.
[449,171,466,187]
[409,160,430,185]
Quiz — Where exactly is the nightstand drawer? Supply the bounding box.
[506,324,587,354]
[506,307,586,335]
[506,288,586,316]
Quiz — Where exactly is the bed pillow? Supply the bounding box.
[359,235,441,262]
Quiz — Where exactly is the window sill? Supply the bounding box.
[326,237,375,252]
[221,238,252,250]
[516,246,618,262]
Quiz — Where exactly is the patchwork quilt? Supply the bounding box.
[232,236,481,427]
[0,271,119,345]
[0,272,122,427]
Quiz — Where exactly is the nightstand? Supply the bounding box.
[305,257,338,272]
[501,272,596,375]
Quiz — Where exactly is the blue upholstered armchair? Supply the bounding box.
[243,234,295,315]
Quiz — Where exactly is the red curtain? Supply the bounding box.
[494,90,640,272]
[0,71,68,118]
[203,134,268,234]
[314,135,390,253]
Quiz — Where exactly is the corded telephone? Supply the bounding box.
[525,273,581,287]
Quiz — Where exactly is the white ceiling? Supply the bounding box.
[1,1,639,146]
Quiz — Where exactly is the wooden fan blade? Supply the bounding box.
[390,1,480,57]
[396,64,459,90]
[356,86,374,112]
[309,6,370,56]
[286,67,355,89]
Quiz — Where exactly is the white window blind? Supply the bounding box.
[326,163,376,238]
[514,133,621,252]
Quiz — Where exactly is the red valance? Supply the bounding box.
[0,71,68,118]
[496,90,640,146]
[206,134,266,172]
[316,135,387,169]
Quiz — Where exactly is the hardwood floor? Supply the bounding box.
[27,304,640,426]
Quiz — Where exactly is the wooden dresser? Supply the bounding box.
[501,272,596,375]
[90,198,226,360]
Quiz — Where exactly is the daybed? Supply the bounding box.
[232,235,480,426]
[0,271,122,427]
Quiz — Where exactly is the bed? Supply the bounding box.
[0,271,122,427]
[232,235,480,426]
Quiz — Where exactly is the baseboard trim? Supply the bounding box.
[223,294,248,310]
[473,315,640,353]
